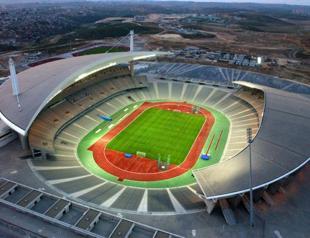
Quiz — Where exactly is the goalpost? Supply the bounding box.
[135,151,171,171]
[157,154,171,171]
[192,105,200,114]
[136,151,146,157]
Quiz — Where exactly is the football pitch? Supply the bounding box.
[107,108,205,165]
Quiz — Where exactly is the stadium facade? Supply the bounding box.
[0,51,309,235]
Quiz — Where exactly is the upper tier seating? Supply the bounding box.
[29,68,147,154]
[29,75,262,165]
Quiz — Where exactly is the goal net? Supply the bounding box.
[136,151,146,157]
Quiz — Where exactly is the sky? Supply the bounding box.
[0,0,309,6]
[178,0,310,5]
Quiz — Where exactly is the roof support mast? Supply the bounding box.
[9,58,22,111]
[130,30,134,53]
[129,30,135,78]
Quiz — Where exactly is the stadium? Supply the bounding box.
[0,49,309,237]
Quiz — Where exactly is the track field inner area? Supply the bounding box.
[90,102,214,181]
[77,101,230,188]
[107,107,205,165]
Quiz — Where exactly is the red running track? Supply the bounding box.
[89,101,215,181]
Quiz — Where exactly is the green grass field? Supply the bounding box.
[77,101,230,188]
[107,108,205,165]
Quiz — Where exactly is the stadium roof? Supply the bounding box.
[194,81,310,200]
[0,51,167,136]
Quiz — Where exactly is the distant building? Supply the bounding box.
[24,52,42,63]
[134,15,145,22]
